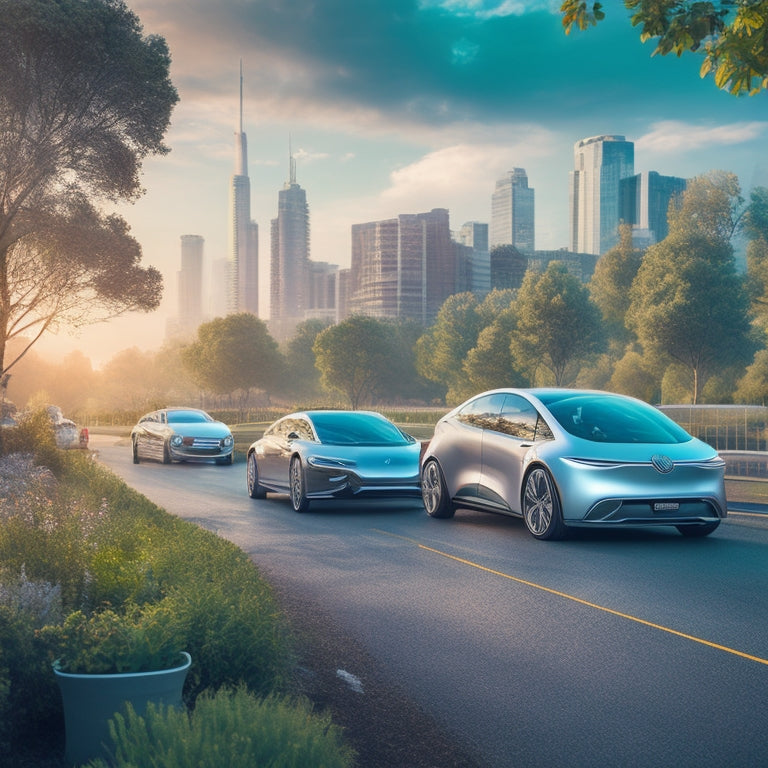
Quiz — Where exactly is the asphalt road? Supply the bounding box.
[93,434,768,768]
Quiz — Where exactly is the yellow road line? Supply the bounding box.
[373,530,768,667]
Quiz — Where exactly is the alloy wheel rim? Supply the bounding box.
[290,460,302,508]
[422,462,440,514]
[247,455,256,492]
[525,469,553,534]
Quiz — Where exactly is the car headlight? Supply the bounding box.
[223,435,234,448]
[307,456,357,469]
[170,435,183,447]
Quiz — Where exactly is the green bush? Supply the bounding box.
[0,407,64,474]
[87,686,355,768]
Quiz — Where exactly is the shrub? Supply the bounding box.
[87,686,355,768]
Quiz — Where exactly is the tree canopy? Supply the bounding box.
[512,262,604,386]
[627,173,755,403]
[181,314,283,408]
[0,0,178,379]
[313,316,393,408]
[561,1,768,95]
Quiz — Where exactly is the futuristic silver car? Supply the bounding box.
[246,410,422,512]
[421,389,727,540]
[131,407,234,465]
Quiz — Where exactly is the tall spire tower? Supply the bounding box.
[270,139,310,341]
[227,60,259,315]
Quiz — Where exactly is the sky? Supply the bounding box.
[37,0,768,368]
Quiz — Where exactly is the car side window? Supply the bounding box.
[276,418,314,441]
[492,395,540,440]
[456,393,505,430]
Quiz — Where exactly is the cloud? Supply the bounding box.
[637,121,768,154]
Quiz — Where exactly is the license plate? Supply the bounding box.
[654,502,680,512]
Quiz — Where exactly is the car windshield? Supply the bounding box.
[310,412,413,446]
[536,393,692,444]
[166,410,211,424]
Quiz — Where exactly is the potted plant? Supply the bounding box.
[43,605,190,766]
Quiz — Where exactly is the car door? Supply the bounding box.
[478,394,541,514]
[258,417,314,487]
[442,393,506,503]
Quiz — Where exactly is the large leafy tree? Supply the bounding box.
[313,316,393,408]
[0,0,178,380]
[627,173,755,403]
[589,224,647,348]
[415,293,483,400]
[561,1,768,95]
[182,314,283,408]
[511,262,604,386]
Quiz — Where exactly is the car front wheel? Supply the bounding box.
[289,456,310,513]
[421,458,455,518]
[523,467,566,540]
[247,452,267,499]
[132,438,140,464]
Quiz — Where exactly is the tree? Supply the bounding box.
[313,316,393,408]
[735,349,768,404]
[459,308,529,400]
[283,319,332,401]
[561,1,768,95]
[744,187,768,331]
[589,224,645,347]
[0,0,178,378]
[182,314,283,409]
[627,174,755,403]
[415,293,483,399]
[511,262,604,386]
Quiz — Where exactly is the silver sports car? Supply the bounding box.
[131,407,234,465]
[421,388,727,540]
[246,410,422,512]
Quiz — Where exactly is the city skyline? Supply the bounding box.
[34,1,767,367]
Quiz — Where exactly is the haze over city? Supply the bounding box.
[37,0,768,367]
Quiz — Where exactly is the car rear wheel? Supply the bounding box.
[421,458,455,519]
[247,452,267,499]
[676,521,720,537]
[290,456,310,513]
[523,467,566,540]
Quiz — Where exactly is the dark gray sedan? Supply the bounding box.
[421,389,727,540]
[246,410,422,512]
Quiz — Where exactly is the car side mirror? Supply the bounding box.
[287,432,300,441]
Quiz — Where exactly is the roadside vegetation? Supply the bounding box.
[0,411,354,767]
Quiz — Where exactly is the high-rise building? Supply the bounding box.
[490,169,535,252]
[270,147,310,341]
[347,208,454,326]
[177,235,204,334]
[457,221,490,295]
[570,135,634,255]
[620,171,687,247]
[227,62,259,316]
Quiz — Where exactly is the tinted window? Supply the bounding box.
[493,395,545,441]
[456,393,505,431]
[537,393,691,444]
[310,412,412,446]
[280,418,315,441]
[167,410,211,424]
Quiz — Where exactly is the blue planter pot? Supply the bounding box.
[54,651,191,766]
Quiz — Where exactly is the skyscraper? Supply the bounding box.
[457,221,490,295]
[570,135,634,255]
[177,235,204,335]
[270,146,310,341]
[490,169,535,252]
[348,208,454,326]
[227,62,259,316]
[620,170,687,247]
